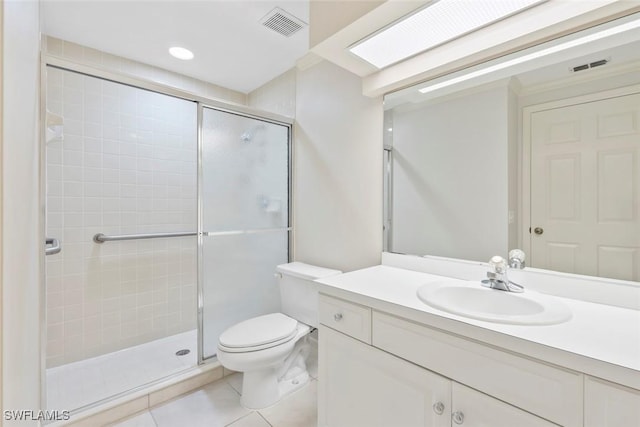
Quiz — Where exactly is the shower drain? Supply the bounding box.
[176,349,191,356]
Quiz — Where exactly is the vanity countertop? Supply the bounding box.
[315,265,640,390]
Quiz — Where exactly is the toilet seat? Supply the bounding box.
[218,313,298,353]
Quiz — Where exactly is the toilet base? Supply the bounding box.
[240,368,279,409]
[240,368,310,410]
[239,334,311,409]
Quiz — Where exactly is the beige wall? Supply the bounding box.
[390,84,514,261]
[249,61,383,273]
[2,0,41,423]
[294,61,383,272]
[309,0,384,48]
[248,69,296,118]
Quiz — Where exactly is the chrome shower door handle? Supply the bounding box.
[45,237,61,255]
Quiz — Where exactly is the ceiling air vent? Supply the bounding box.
[570,58,610,73]
[260,7,307,37]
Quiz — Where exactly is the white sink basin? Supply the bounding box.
[417,280,572,325]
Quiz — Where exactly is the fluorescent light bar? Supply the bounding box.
[350,0,545,69]
[418,16,640,94]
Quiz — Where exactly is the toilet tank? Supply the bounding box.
[276,262,341,328]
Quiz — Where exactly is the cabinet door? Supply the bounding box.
[585,377,640,427]
[452,383,557,427]
[319,326,451,427]
[373,311,582,426]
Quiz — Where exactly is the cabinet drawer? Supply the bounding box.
[319,294,371,343]
[373,311,583,427]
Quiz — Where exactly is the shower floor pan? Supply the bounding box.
[46,329,197,411]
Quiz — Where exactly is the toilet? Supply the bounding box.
[216,262,341,409]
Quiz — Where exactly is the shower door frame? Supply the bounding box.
[40,54,294,411]
[383,145,393,252]
[196,103,293,363]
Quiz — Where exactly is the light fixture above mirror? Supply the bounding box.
[349,0,548,69]
[417,14,640,95]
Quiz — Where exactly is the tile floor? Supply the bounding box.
[47,330,197,411]
[111,336,319,427]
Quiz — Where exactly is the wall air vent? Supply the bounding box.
[570,58,610,73]
[260,7,307,37]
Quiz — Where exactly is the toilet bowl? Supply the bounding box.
[217,313,311,409]
[216,262,341,409]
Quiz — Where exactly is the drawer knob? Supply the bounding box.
[452,411,464,425]
[334,313,343,322]
[432,401,445,415]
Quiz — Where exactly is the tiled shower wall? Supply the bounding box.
[45,67,198,367]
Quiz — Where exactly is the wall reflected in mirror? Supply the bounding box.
[383,13,640,282]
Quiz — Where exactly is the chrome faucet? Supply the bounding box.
[508,249,526,269]
[481,250,526,293]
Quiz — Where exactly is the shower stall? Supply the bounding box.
[43,65,291,412]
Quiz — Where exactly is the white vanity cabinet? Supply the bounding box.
[315,262,640,427]
[372,311,582,426]
[318,294,561,427]
[318,325,556,427]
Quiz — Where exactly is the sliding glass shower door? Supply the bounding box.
[199,107,291,359]
[44,66,199,411]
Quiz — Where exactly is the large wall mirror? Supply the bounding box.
[383,12,640,282]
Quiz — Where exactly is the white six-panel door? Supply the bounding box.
[530,92,640,281]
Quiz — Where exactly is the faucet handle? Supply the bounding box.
[508,249,526,269]
[488,255,507,274]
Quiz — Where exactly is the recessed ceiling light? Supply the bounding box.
[169,46,194,60]
[349,0,547,69]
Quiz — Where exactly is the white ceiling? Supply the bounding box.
[41,0,310,94]
[384,18,640,111]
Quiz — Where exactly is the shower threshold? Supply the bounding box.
[46,330,197,412]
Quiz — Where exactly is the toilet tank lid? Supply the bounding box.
[276,262,342,280]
